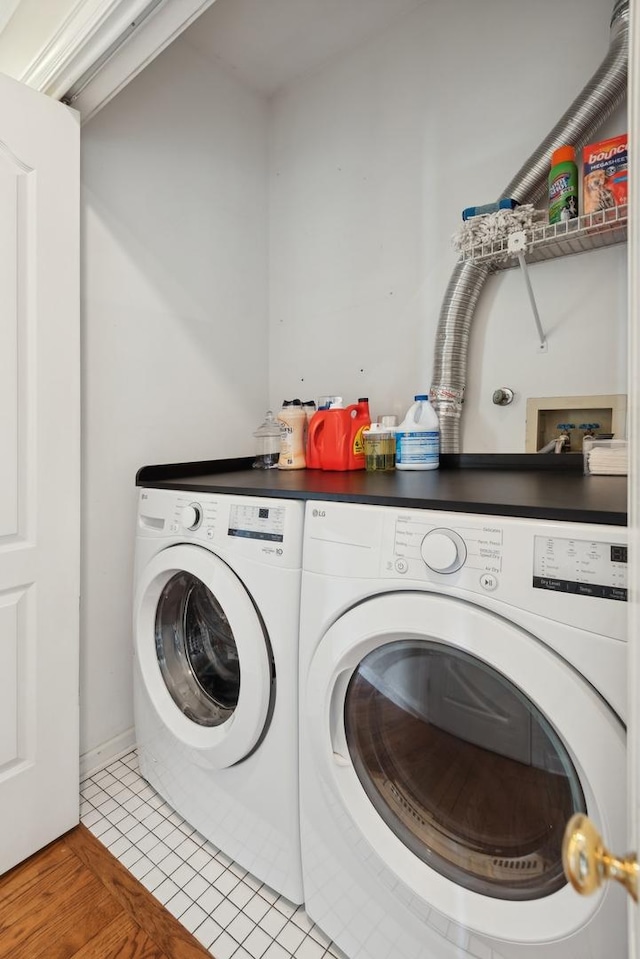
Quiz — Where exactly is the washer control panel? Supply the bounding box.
[227,503,286,543]
[170,498,285,543]
[137,488,304,568]
[180,503,202,530]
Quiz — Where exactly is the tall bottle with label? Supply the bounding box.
[548,145,579,223]
[349,397,371,469]
[395,394,440,471]
[277,399,307,470]
[301,400,317,459]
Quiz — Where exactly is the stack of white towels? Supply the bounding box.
[585,442,629,475]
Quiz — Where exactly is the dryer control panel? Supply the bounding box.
[302,500,627,640]
[395,516,503,578]
[533,535,627,601]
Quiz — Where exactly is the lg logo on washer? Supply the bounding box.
[312,508,326,518]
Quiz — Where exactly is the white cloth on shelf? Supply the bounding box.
[587,446,628,475]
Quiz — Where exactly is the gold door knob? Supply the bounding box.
[562,813,638,902]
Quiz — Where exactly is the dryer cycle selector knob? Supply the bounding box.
[181,503,202,530]
[420,528,467,573]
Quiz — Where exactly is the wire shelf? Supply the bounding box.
[459,205,628,272]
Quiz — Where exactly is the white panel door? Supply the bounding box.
[630,0,639,955]
[0,72,79,874]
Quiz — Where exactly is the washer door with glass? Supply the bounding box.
[135,544,273,768]
[305,591,625,944]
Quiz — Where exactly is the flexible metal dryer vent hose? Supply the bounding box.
[431,0,629,453]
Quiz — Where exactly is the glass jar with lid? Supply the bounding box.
[252,410,281,469]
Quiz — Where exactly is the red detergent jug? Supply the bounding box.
[307,398,370,471]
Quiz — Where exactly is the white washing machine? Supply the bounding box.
[133,487,304,903]
[299,500,628,959]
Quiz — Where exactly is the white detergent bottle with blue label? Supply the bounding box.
[395,394,440,470]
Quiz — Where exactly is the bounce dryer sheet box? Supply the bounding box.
[582,134,628,215]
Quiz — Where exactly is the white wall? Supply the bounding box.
[80,36,268,760]
[268,0,628,449]
[79,0,629,760]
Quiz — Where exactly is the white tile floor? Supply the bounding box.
[80,749,347,959]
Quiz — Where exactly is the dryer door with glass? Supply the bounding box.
[134,543,273,768]
[305,590,626,946]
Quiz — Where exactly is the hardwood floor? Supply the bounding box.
[0,825,214,959]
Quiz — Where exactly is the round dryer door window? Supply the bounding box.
[135,544,273,767]
[155,571,241,727]
[344,639,585,901]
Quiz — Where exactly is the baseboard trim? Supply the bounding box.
[80,727,136,779]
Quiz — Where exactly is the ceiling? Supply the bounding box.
[0,0,426,118]
[0,0,21,35]
[181,0,426,96]
[0,0,78,80]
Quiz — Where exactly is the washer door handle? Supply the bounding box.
[329,670,353,767]
[332,752,350,767]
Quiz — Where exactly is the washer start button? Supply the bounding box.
[480,573,498,591]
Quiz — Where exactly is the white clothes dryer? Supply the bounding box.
[133,488,304,903]
[299,501,627,959]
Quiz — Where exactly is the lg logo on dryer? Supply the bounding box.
[312,509,326,518]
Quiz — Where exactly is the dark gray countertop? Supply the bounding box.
[136,455,627,526]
